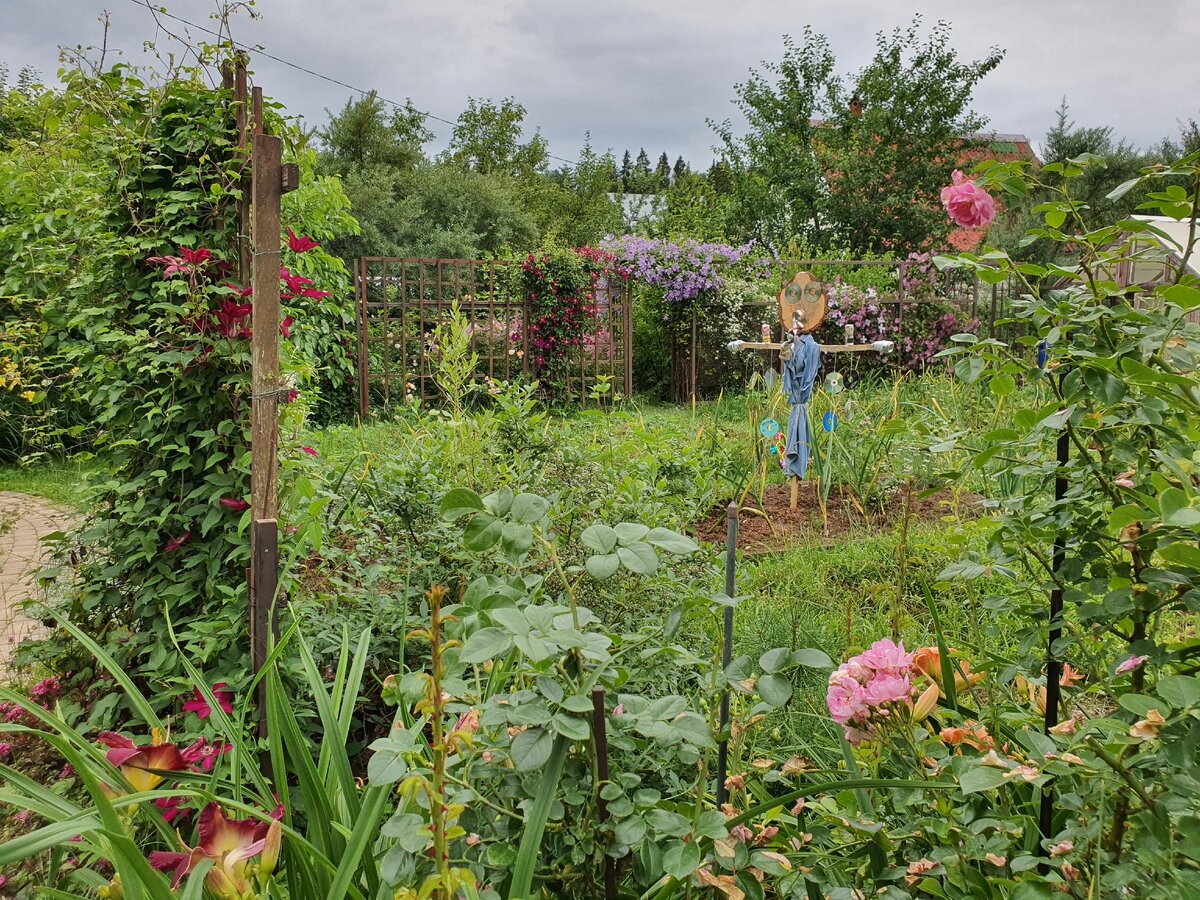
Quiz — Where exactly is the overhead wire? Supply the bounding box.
[126,0,580,167]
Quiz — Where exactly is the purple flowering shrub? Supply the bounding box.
[819,277,977,374]
[601,234,770,311]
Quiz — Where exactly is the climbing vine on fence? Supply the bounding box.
[509,244,627,393]
[12,64,336,719]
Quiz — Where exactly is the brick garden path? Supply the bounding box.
[0,492,75,671]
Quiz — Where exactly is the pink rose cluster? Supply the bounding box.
[827,638,920,744]
[940,170,996,229]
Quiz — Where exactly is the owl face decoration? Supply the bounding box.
[777,271,827,335]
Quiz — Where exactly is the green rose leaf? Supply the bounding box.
[614,522,650,545]
[440,488,484,521]
[645,527,700,555]
[581,523,618,554]
[586,552,621,580]
[511,492,550,524]
[460,627,511,664]
[510,728,553,771]
[463,512,503,551]
[662,839,701,879]
[757,673,793,708]
[959,765,1008,794]
[618,542,659,575]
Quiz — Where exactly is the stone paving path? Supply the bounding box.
[0,492,75,670]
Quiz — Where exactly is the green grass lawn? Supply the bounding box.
[0,382,1005,761]
[0,458,97,508]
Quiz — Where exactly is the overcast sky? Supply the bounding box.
[3,0,1199,168]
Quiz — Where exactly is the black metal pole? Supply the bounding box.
[716,501,738,807]
[591,687,617,900]
[1039,428,1070,844]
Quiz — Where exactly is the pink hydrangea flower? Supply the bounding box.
[940,170,996,228]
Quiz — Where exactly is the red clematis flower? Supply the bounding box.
[287,228,319,253]
[180,248,213,268]
[216,299,253,338]
[280,316,295,339]
[300,287,331,301]
[225,282,253,299]
[219,498,249,512]
[163,531,192,553]
[149,803,282,897]
[146,256,192,278]
[98,732,206,793]
[300,447,318,458]
[183,683,234,720]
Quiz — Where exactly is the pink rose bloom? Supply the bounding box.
[859,639,914,677]
[940,170,996,228]
[1115,655,1149,674]
[863,674,913,707]
[827,675,870,725]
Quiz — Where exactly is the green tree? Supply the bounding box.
[633,147,652,192]
[655,152,671,191]
[817,18,1003,253]
[443,96,548,179]
[672,155,689,185]
[712,28,837,246]
[714,19,1003,253]
[524,136,623,246]
[619,149,633,191]
[318,90,429,171]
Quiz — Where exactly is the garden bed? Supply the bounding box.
[697,482,977,550]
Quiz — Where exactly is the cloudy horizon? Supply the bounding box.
[3,0,1198,169]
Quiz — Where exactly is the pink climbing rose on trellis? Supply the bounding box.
[940,170,996,228]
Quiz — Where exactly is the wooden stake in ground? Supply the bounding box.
[250,129,282,726]
[247,102,299,735]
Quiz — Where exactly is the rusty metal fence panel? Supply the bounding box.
[355,258,632,416]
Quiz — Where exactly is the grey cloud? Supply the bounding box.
[2,0,1198,168]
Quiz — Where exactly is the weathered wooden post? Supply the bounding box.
[248,82,299,736]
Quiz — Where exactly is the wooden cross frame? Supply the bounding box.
[727,271,894,509]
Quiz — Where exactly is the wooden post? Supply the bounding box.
[235,56,251,289]
[250,127,283,736]
[790,476,799,510]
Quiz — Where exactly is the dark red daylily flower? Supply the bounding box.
[219,498,250,512]
[280,316,295,339]
[149,803,282,897]
[287,228,319,253]
[98,732,205,793]
[183,683,234,720]
[163,531,192,553]
[154,795,191,825]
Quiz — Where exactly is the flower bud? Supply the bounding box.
[259,819,282,879]
[911,681,940,722]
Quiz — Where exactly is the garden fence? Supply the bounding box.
[355,258,633,416]
[671,260,1021,401]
